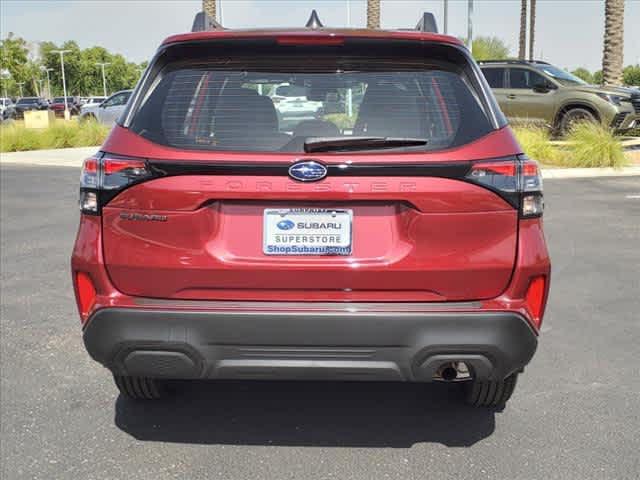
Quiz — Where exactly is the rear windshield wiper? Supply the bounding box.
[303,136,428,153]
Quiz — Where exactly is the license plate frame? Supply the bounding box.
[263,208,353,256]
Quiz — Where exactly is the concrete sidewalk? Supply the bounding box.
[1,146,639,179]
[0,147,98,168]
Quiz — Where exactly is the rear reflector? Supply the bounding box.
[75,272,96,320]
[525,276,547,328]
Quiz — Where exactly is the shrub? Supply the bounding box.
[564,123,628,168]
[0,124,43,152]
[512,125,561,165]
[73,120,110,147]
[40,122,78,149]
[512,124,629,168]
[0,120,109,152]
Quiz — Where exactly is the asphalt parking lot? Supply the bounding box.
[1,164,639,480]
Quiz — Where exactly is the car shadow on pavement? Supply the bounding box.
[114,380,499,448]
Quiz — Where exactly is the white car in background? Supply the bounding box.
[79,90,132,125]
[1,97,12,114]
[80,96,106,110]
[269,83,323,130]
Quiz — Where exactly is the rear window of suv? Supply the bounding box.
[129,40,497,153]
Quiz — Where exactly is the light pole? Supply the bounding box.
[0,69,10,99]
[52,49,71,119]
[346,0,353,118]
[467,0,474,53]
[38,79,45,97]
[95,62,110,97]
[41,66,54,99]
[17,82,25,98]
[443,0,449,34]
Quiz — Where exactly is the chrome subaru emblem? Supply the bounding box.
[288,160,327,182]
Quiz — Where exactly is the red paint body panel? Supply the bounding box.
[102,200,517,301]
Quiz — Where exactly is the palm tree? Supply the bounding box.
[203,0,216,21]
[518,0,527,60]
[602,0,625,86]
[367,0,380,29]
[528,0,536,60]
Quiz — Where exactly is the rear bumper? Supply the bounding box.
[83,302,537,382]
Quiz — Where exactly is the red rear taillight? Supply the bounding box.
[276,35,344,46]
[75,272,97,320]
[466,156,544,218]
[79,153,154,214]
[525,276,548,327]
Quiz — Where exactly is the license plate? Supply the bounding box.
[263,208,352,256]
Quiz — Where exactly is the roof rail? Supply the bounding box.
[478,59,550,65]
[191,11,224,32]
[305,10,324,28]
[415,13,438,33]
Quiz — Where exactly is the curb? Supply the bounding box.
[2,147,639,179]
[541,166,640,179]
[0,147,98,168]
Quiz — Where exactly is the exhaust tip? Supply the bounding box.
[434,361,471,382]
[440,365,458,381]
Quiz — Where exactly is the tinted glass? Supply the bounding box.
[104,92,130,107]
[481,68,505,88]
[538,65,587,86]
[130,44,496,153]
[509,68,548,89]
[17,98,38,105]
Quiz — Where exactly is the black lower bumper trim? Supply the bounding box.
[83,305,537,382]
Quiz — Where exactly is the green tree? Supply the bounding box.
[593,70,604,85]
[571,68,594,84]
[0,33,37,96]
[4,34,160,98]
[39,40,140,96]
[623,65,640,86]
[470,36,511,61]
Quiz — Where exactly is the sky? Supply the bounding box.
[1,0,639,72]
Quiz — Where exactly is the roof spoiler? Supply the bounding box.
[415,13,438,33]
[191,11,224,32]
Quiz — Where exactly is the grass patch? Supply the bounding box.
[0,120,109,152]
[513,123,629,168]
[0,124,43,152]
[512,126,561,165]
[563,123,628,168]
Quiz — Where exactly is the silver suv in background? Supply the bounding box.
[79,90,132,125]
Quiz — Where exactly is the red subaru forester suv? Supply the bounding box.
[71,13,550,407]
